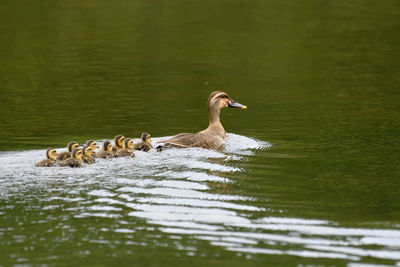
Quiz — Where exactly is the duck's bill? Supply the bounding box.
[229,99,247,109]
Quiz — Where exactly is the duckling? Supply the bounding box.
[160,91,246,150]
[82,145,95,164]
[134,133,153,152]
[35,148,59,167]
[86,140,98,153]
[112,135,125,157]
[60,148,83,167]
[118,138,135,157]
[57,141,80,161]
[95,141,113,159]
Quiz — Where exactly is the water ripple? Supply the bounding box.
[0,134,399,265]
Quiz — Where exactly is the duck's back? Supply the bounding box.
[134,142,153,152]
[95,150,112,159]
[162,130,225,150]
[60,158,81,167]
[82,155,95,164]
[118,149,135,157]
[57,151,71,161]
[35,159,56,167]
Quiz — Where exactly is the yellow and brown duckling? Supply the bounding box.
[134,133,153,152]
[35,148,59,167]
[82,145,95,164]
[118,138,135,157]
[86,140,98,153]
[112,135,125,157]
[57,141,80,161]
[95,141,113,159]
[60,148,83,168]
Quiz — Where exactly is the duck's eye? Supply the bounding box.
[219,94,228,99]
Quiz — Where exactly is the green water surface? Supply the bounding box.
[1,0,400,265]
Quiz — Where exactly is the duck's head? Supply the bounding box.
[46,148,59,160]
[72,148,83,160]
[208,91,247,111]
[86,140,98,150]
[67,141,79,152]
[103,141,112,152]
[82,146,92,157]
[114,135,125,148]
[124,138,134,150]
[141,133,151,143]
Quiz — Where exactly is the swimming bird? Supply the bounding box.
[35,148,59,167]
[57,141,79,161]
[86,140,98,152]
[159,91,246,150]
[112,135,125,157]
[134,133,153,152]
[82,146,95,164]
[118,138,135,157]
[95,141,113,159]
[60,148,83,167]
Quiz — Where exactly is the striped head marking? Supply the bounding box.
[67,141,79,152]
[82,146,91,156]
[208,91,247,110]
[46,148,58,160]
[72,148,83,160]
[125,138,134,149]
[114,135,125,148]
[86,140,97,150]
[103,141,112,152]
[141,133,151,142]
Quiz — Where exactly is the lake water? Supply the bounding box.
[0,0,399,266]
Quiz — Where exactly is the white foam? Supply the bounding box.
[1,134,399,264]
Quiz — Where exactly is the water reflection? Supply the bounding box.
[0,133,399,265]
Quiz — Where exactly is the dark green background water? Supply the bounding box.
[1,0,400,265]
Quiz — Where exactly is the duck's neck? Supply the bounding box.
[208,106,224,131]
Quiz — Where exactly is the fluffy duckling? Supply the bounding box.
[112,135,125,157]
[57,141,80,161]
[35,148,59,167]
[134,133,153,152]
[82,145,95,164]
[60,148,83,168]
[86,140,98,153]
[118,138,135,157]
[95,141,113,159]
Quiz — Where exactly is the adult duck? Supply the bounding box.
[160,91,246,150]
